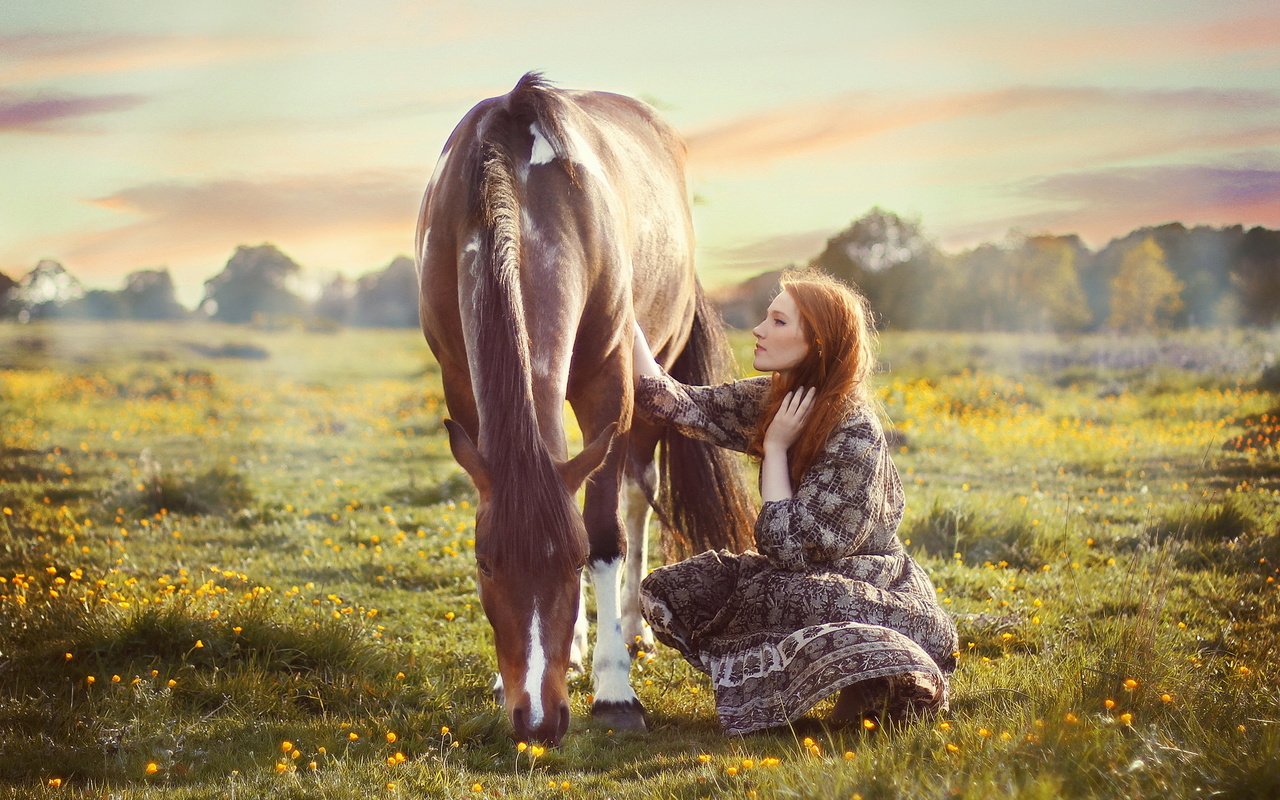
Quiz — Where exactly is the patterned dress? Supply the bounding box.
[636,373,958,735]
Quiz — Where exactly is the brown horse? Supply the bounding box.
[415,73,754,744]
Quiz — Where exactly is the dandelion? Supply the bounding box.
[444,611,455,621]
[1119,713,1133,726]
[844,751,856,760]
[1238,724,1247,733]
[531,745,546,758]
[385,731,397,744]
[112,675,121,683]
[349,732,360,741]
[167,679,177,688]
[741,758,754,770]
[978,728,991,737]
[386,782,397,791]
[1123,678,1138,691]
[1104,699,1116,710]
[64,652,73,661]
[145,762,159,775]
[518,742,529,753]
[85,676,95,686]
[440,726,450,736]
[1238,666,1251,677]
[274,762,288,774]
[726,766,739,777]
[471,783,483,792]
[194,639,204,649]
[308,761,318,771]
[946,743,960,753]
[1161,693,1173,704]
[281,741,294,753]
[863,718,877,731]
[47,778,62,788]
[696,753,710,764]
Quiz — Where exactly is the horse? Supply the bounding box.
[415,73,754,745]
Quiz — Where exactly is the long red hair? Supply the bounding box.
[748,270,878,486]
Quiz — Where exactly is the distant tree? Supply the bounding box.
[352,256,419,327]
[1018,236,1092,332]
[74,289,126,320]
[200,244,305,324]
[0,271,14,306]
[121,268,186,320]
[808,208,940,329]
[1231,226,1280,327]
[1108,236,1184,332]
[314,274,355,324]
[5,260,85,321]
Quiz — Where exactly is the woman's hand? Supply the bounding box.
[632,319,663,380]
[763,387,816,452]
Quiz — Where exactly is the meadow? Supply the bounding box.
[0,321,1277,799]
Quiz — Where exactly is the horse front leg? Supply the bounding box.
[621,459,656,654]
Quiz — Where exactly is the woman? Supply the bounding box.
[632,270,957,736]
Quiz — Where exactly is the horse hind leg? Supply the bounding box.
[621,465,656,654]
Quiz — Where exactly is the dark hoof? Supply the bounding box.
[591,699,648,732]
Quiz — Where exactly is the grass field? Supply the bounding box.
[1,321,1278,799]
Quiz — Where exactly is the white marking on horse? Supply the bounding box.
[525,604,547,728]
[529,123,555,165]
[419,227,431,267]
[428,146,451,191]
[590,558,639,705]
[561,123,606,182]
[570,572,589,671]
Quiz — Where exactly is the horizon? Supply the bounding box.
[3,1,1279,307]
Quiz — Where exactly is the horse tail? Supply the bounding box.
[657,283,758,559]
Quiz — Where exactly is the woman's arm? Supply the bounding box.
[631,320,770,452]
[754,415,894,571]
[759,387,815,502]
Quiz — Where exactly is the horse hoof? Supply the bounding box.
[591,699,648,732]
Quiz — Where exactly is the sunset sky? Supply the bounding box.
[3,1,1279,306]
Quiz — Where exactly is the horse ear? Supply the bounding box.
[444,419,492,499]
[559,422,619,492]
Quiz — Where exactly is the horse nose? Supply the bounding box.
[510,701,570,746]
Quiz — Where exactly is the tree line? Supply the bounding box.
[714,209,1280,332]
[4,211,1278,331]
[0,245,419,329]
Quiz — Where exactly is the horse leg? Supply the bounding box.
[570,573,589,674]
[575,415,647,731]
[621,449,658,654]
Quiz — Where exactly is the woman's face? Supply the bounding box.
[752,290,809,374]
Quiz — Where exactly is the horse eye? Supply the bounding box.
[476,559,493,577]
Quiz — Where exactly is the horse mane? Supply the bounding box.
[464,73,588,577]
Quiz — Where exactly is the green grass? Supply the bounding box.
[1,321,1278,799]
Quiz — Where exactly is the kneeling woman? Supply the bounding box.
[632,271,957,736]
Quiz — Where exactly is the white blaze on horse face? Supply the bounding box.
[525,604,547,728]
[590,558,639,706]
[529,123,555,165]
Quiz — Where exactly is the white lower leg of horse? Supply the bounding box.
[621,476,654,650]
[570,572,588,672]
[589,557,639,706]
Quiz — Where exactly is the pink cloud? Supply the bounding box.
[685,86,1278,170]
[0,90,146,132]
[56,172,423,284]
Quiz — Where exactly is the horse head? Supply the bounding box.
[444,419,617,745]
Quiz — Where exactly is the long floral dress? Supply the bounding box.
[636,373,958,735]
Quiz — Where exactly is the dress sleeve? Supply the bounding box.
[635,373,770,453]
[753,413,894,571]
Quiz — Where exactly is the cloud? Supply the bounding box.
[940,162,1280,249]
[0,90,146,132]
[0,31,303,84]
[68,172,423,273]
[685,86,1279,170]
[704,228,834,273]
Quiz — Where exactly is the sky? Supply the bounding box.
[2,0,1279,307]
